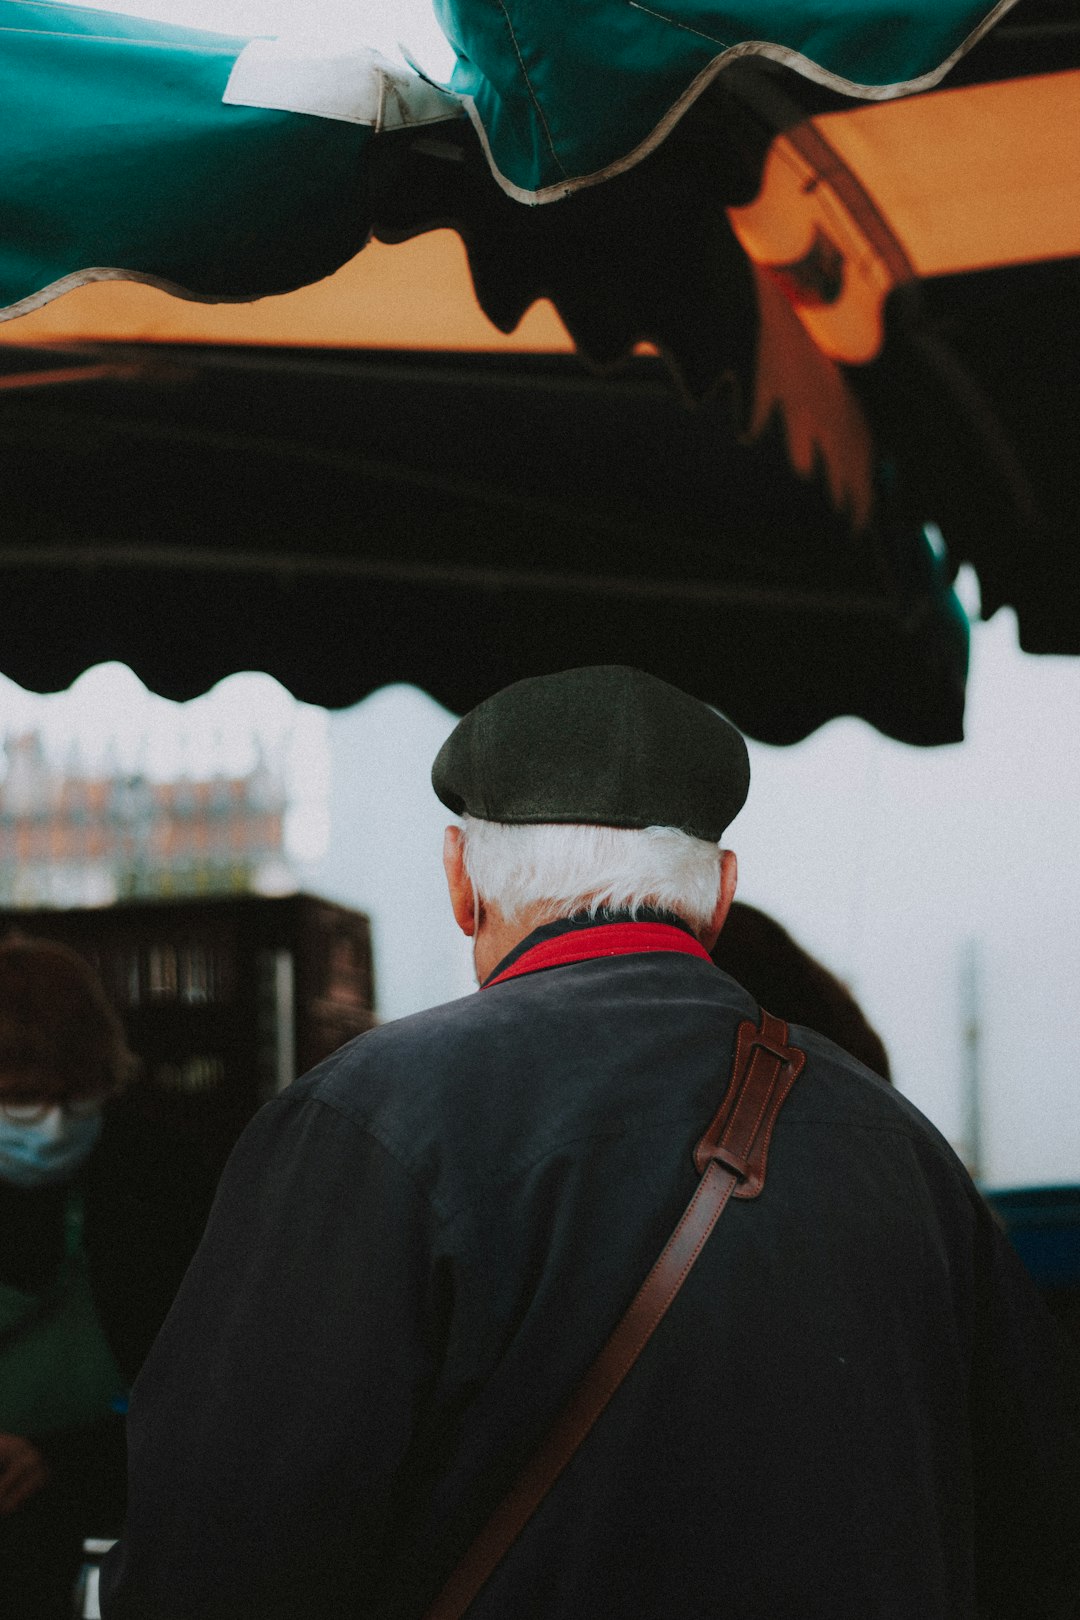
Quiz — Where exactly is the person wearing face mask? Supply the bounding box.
[0,935,213,1620]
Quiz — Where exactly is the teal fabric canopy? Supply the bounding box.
[437,0,1019,197]
[0,0,372,316]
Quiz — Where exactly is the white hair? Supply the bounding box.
[459,815,722,932]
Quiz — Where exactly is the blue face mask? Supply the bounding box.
[0,1107,103,1189]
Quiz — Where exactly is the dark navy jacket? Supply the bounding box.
[103,924,1080,1619]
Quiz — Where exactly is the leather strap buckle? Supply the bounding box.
[701,1144,752,1181]
[746,1032,797,1065]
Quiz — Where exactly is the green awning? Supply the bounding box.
[0,1,373,317]
[439,0,1019,198]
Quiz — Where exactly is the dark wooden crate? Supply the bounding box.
[0,893,375,1173]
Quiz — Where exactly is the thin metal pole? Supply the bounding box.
[959,938,983,1181]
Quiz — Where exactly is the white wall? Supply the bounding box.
[303,685,475,1022]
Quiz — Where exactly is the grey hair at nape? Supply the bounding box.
[458,816,722,931]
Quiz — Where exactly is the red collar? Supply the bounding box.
[483,921,712,988]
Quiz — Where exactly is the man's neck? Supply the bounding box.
[472,900,552,985]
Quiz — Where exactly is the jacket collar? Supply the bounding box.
[482,909,710,989]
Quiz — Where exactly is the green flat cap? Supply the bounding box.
[432,665,749,842]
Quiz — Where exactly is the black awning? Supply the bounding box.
[0,343,966,745]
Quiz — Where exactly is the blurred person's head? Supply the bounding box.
[0,935,137,1188]
[710,902,891,1081]
[432,667,748,980]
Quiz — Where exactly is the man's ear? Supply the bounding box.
[443,826,476,938]
[700,848,737,951]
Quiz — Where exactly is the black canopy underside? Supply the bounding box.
[0,344,965,746]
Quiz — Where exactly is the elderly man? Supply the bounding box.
[103,666,1079,1620]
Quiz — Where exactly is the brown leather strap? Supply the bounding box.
[694,1009,806,1197]
[422,1010,806,1620]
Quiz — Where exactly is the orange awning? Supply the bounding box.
[0,228,573,353]
[729,69,1080,364]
